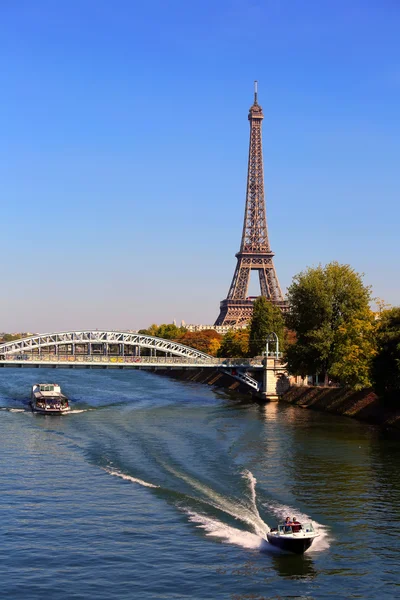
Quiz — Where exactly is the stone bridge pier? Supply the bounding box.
[259,356,291,400]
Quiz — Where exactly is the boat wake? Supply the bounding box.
[103,468,160,488]
[102,465,328,553]
[184,510,264,550]
[0,407,26,413]
[103,466,270,550]
[158,463,270,537]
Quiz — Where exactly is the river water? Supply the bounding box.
[0,369,399,599]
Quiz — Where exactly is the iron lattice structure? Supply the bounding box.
[0,330,213,361]
[215,82,287,326]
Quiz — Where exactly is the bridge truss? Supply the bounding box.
[0,331,264,393]
[0,330,213,362]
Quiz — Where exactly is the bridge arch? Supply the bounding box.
[0,330,213,362]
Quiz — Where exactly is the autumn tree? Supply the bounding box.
[248,297,285,357]
[285,262,376,389]
[372,307,400,404]
[217,329,249,358]
[175,330,222,356]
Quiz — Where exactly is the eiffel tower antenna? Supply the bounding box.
[215,83,287,327]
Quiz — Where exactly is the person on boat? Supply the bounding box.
[284,517,292,532]
[291,517,302,532]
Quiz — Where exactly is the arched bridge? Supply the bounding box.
[0,330,269,392]
[0,330,214,362]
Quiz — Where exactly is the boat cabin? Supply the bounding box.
[33,383,61,395]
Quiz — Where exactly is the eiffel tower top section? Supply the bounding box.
[240,80,271,255]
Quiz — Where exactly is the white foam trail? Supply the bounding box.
[8,408,25,413]
[184,510,263,549]
[264,502,331,552]
[65,409,90,414]
[104,468,159,489]
[242,470,270,534]
[161,463,268,533]
[160,463,269,536]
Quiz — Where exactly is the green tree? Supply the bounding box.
[156,323,187,340]
[217,329,249,358]
[285,262,376,389]
[138,323,187,339]
[248,297,285,357]
[138,324,159,336]
[372,307,400,404]
[0,333,28,342]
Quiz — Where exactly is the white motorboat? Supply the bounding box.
[30,383,70,415]
[266,521,319,554]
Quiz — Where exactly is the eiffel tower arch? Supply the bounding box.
[215,82,287,327]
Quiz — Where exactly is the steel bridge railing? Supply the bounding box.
[0,354,264,367]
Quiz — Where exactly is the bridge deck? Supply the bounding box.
[0,356,263,370]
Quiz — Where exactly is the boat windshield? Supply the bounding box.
[279,525,292,534]
[40,384,55,392]
[278,522,314,534]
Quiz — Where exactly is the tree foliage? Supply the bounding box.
[217,329,249,358]
[285,262,376,389]
[138,324,221,356]
[138,323,187,340]
[372,307,400,404]
[175,330,222,356]
[0,333,30,342]
[248,297,285,357]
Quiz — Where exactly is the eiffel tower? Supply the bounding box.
[215,82,287,327]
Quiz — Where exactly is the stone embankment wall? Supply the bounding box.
[151,367,400,432]
[281,385,400,431]
[150,367,260,396]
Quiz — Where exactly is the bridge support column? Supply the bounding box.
[259,356,279,401]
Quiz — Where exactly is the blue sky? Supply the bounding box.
[1,0,399,332]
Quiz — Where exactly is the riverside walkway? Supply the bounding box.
[0,354,262,369]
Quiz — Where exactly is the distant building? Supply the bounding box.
[184,324,247,335]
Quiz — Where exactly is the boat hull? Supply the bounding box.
[266,533,315,554]
[30,401,70,415]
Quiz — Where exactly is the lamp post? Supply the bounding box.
[265,332,279,359]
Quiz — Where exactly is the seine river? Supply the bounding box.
[1,369,399,599]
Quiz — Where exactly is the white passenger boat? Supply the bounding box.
[30,383,70,414]
[266,521,319,554]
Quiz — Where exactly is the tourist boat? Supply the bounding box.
[30,383,70,414]
[266,521,319,554]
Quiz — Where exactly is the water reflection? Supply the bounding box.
[269,552,317,580]
[261,401,279,421]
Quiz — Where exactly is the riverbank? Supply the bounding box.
[150,366,258,396]
[281,386,400,431]
[151,367,400,432]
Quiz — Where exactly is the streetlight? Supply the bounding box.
[265,332,279,359]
